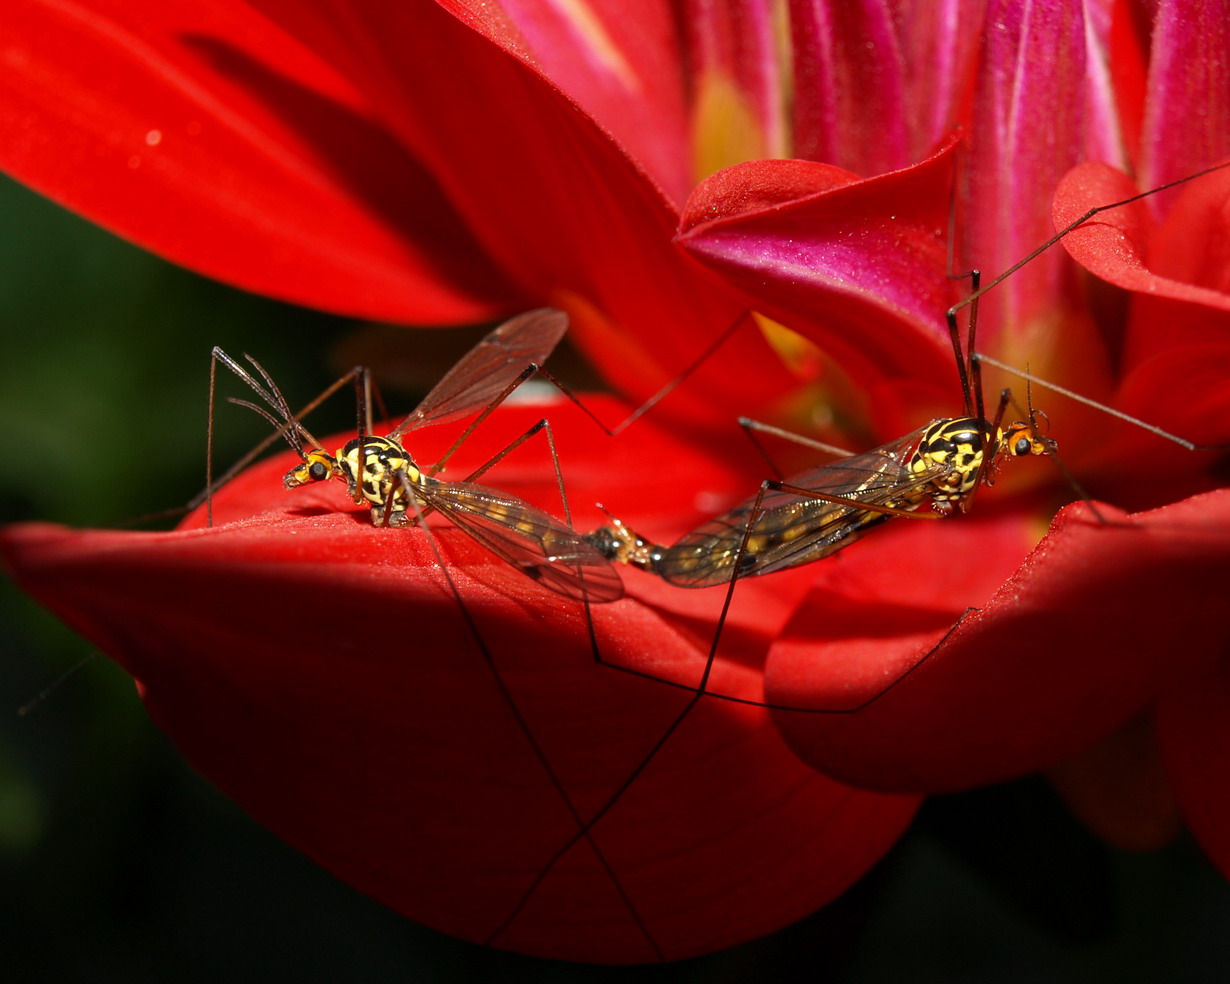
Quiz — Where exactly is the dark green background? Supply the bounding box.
[2,173,1228,981]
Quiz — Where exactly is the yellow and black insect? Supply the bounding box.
[585,401,1052,588]
[210,308,623,603]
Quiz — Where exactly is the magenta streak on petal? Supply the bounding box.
[1138,0,1230,201]
[685,0,790,161]
[789,0,911,175]
[963,0,1089,344]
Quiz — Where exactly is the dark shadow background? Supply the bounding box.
[3,174,1229,982]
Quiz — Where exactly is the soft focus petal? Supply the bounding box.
[1138,0,1230,189]
[451,0,693,205]
[250,0,796,426]
[1047,711,1181,851]
[684,0,791,175]
[962,0,1091,345]
[765,491,1230,793]
[1,397,920,962]
[1158,657,1230,879]
[1080,0,1133,165]
[0,0,515,321]
[789,0,983,174]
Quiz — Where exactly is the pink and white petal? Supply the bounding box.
[683,0,791,175]
[788,0,912,174]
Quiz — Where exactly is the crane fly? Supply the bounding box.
[486,158,1230,954]
[205,306,682,953]
[208,308,622,604]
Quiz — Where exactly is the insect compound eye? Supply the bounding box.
[309,460,330,481]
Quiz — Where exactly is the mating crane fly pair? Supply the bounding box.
[205,162,1228,961]
[209,158,1230,687]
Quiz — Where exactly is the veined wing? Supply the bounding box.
[388,309,568,439]
[655,428,944,587]
[416,478,624,603]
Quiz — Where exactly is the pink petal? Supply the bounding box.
[676,140,959,415]
[789,0,981,173]
[1138,0,1230,190]
[961,0,1091,344]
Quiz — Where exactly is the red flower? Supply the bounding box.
[3,0,1230,965]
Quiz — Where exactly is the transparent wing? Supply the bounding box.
[417,478,624,603]
[388,309,568,438]
[656,428,944,586]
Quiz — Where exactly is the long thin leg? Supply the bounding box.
[498,476,959,932]
[428,312,752,476]
[737,415,858,479]
[392,485,661,958]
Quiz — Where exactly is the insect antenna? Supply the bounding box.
[975,352,1230,453]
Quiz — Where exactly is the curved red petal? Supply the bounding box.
[2,394,921,962]
[1046,710,1181,852]
[1,0,516,321]
[1157,658,1230,879]
[1051,160,1230,470]
[676,141,958,400]
[764,490,1230,794]
[446,0,692,206]
[1053,161,1230,313]
[244,1,796,427]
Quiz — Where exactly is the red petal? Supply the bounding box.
[1051,160,1230,465]
[1046,711,1181,851]
[450,0,693,206]
[764,490,1230,794]
[1053,161,1230,313]
[1,0,515,321]
[1,395,920,962]
[1158,658,1230,879]
[246,2,796,427]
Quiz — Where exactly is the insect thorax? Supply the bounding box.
[910,417,993,512]
[338,435,423,525]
